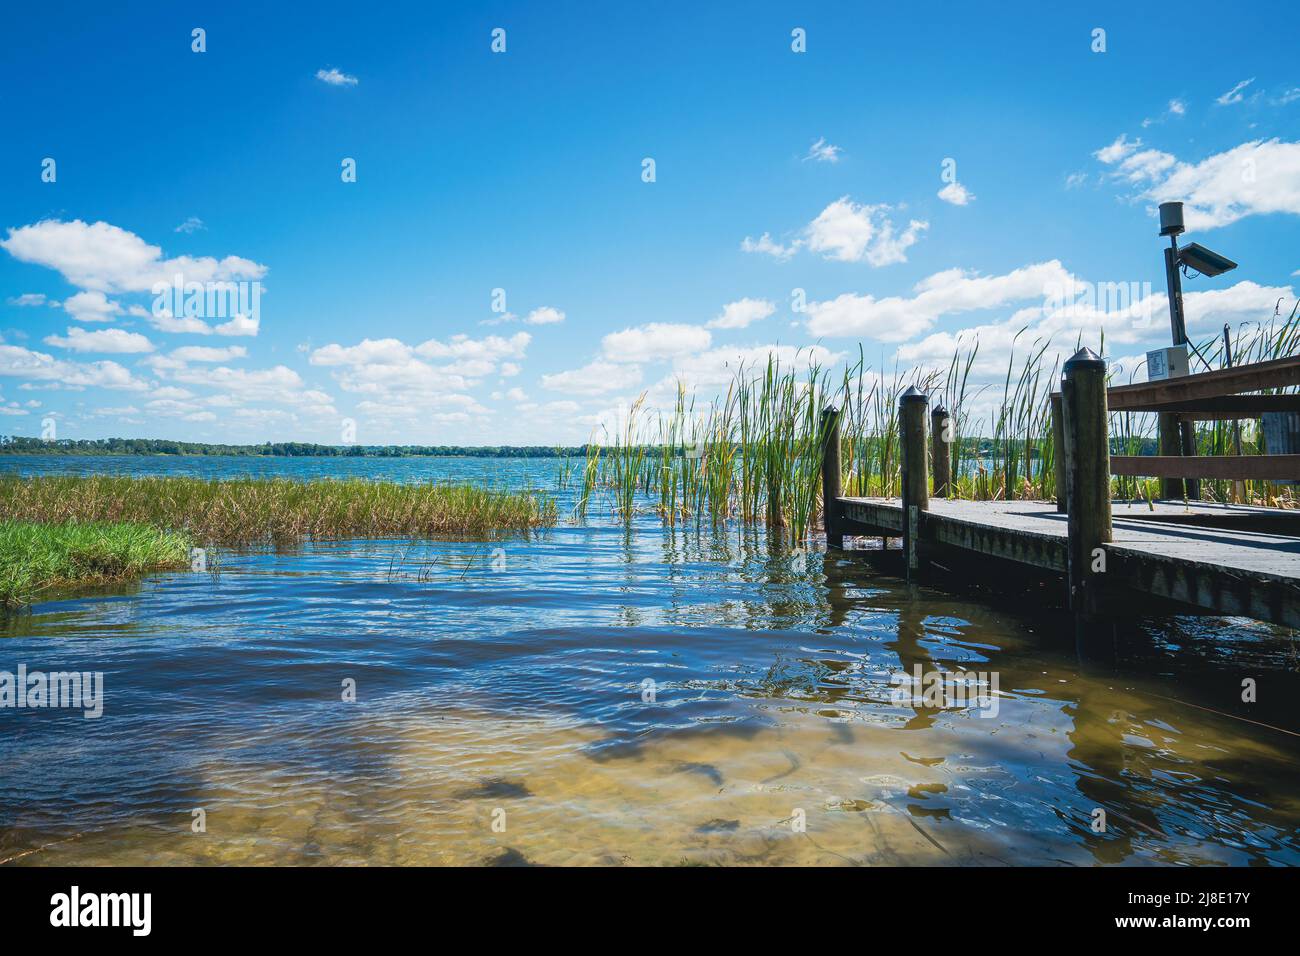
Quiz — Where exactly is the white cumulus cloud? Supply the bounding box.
[0,219,267,294]
[805,260,1075,341]
[308,332,528,408]
[42,327,155,354]
[541,360,641,395]
[316,68,358,86]
[740,232,799,261]
[146,310,215,335]
[1096,137,1300,229]
[707,298,776,330]
[0,345,149,391]
[170,345,248,363]
[601,323,712,363]
[215,313,260,336]
[937,181,975,206]
[63,290,122,323]
[1142,139,1300,229]
[524,306,565,326]
[7,293,47,307]
[803,197,928,266]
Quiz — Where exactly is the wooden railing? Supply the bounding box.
[1050,354,1300,497]
[1049,348,1300,615]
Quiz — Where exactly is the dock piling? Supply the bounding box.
[820,406,844,549]
[931,404,951,499]
[1061,348,1112,621]
[900,387,930,580]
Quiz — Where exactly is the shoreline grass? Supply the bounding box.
[0,475,557,546]
[0,520,191,608]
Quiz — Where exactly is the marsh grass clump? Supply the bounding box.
[0,475,557,546]
[0,520,191,608]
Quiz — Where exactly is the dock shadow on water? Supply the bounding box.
[2,515,1299,866]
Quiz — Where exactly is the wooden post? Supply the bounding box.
[1158,413,1184,500]
[1051,391,1066,513]
[931,404,951,498]
[1179,418,1200,501]
[1224,323,1246,503]
[1061,348,1112,622]
[900,387,929,580]
[820,406,843,549]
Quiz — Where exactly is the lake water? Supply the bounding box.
[2,455,1298,866]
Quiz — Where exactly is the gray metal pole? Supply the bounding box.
[1165,239,1188,345]
[1163,237,1199,498]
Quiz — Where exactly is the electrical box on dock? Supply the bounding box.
[1146,345,1189,381]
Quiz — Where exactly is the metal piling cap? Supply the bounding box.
[1063,347,1106,372]
[900,385,928,404]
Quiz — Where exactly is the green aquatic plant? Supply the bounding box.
[0,475,557,546]
[0,520,191,608]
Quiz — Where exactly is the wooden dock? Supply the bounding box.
[821,349,1300,631]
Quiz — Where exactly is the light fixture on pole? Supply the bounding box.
[1157,201,1238,350]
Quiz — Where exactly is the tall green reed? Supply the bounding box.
[573,305,1300,542]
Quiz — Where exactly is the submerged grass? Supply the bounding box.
[0,520,191,608]
[0,475,557,546]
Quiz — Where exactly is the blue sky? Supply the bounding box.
[1,1,1297,445]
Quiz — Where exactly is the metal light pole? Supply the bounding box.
[1158,202,1199,499]
[1162,242,1188,345]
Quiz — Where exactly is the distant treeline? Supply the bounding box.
[972,437,1158,457]
[0,435,1160,459]
[0,436,586,458]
